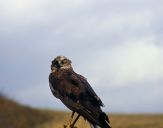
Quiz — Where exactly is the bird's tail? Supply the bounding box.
[89,123,98,128]
[98,112,111,128]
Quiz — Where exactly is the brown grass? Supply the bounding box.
[0,95,163,128]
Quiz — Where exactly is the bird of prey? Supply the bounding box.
[49,56,111,128]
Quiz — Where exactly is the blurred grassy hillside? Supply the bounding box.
[0,94,163,128]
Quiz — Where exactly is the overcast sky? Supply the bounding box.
[0,0,163,113]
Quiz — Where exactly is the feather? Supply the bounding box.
[49,56,111,128]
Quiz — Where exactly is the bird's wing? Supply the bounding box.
[70,72,104,106]
[59,94,104,127]
[68,71,110,127]
[49,73,101,125]
[49,71,110,128]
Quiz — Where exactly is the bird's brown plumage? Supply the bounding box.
[49,56,111,128]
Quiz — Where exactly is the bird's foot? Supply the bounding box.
[63,124,77,128]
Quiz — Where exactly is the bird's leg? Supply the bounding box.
[66,111,75,127]
[70,114,80,128]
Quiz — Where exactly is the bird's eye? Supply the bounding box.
[61,59,67,64]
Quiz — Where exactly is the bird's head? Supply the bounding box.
[51,56,72,72]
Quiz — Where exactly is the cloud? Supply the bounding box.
[0,0,163,113]
[79,37,163,87]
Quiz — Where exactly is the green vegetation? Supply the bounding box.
[0,95,163,128]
